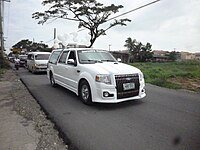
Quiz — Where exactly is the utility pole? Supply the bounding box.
[109,44,111,51]
[0,0,3,54]
[0,0,10,54]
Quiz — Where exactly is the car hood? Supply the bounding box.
[84,62,141,74]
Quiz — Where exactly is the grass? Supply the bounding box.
[0,56,11,79]
[131,60,200,92]
[0,68,6,79]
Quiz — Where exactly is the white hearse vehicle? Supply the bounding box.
[47,48,146,104]
[27,52,51,73]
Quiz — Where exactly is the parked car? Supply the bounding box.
[27,52,51,73]
[47,48,146,105]
[18,55,27,67]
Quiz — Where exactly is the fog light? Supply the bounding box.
[103,92,114,97]
[103,92,109,97]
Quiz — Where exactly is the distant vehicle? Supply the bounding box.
[47,48,146,105]
[18,55,27,67]
[27,52,51,73]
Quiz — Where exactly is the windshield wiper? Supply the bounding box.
[101,59,115,62]
[81,60,103,63]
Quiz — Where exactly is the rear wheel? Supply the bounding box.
[50,72,57,87]
[79,80,92,105]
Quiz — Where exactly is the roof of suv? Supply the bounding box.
[52,48,108,52]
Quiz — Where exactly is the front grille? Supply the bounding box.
[115,74,140,99]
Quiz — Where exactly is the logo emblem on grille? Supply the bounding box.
[126,77,132,81]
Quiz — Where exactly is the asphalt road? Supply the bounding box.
[17,68,200,150]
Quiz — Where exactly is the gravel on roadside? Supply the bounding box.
[1,69,68,150]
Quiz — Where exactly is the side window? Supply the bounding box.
[58,51,69,64]
[67,51,77,66]
[27,54,33,60]
[49,51,61,64]
[31,55,34,60]
[68,51,76,61]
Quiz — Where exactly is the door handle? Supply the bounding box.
[77,70,80,73]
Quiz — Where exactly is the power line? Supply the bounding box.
[46,0,161,42]
[107,0,161,21]
[77,0,161,32]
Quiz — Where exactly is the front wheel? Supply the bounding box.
[79,80,92,105]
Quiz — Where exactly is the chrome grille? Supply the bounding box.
[115,74,140,99]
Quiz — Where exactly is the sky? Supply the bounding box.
[3,0,200,53]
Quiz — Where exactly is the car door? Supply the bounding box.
[48,50,62,79]
[55,51,69,84]
[65,50,79,92]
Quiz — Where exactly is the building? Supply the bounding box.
[194,53,200,60]
[110,50,130,63]
[180,52,196,60]
[152,50,169,62]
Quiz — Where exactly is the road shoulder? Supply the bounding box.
[0,69,67,150]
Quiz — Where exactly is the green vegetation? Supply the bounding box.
[124,37,153,62]
[12,39,52,53]
[0,52,10,79]
[131,60,200,92]
[33,0,131,48]
[0,54,10,69]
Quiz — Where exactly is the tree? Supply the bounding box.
[166,51,178,61]
[124,37,153,62]
[12,39,51,53]
[32,0,131,48]
[139,42,153,62]
[124,37,137,62]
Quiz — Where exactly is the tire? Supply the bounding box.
[27,66,31,72]
[32,67,36,74]
[79,80,92,105]
[50,72,57,87]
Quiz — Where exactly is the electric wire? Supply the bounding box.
[46,0,161,43]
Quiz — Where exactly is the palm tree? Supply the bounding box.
[124,38,153,62]
[124,37,139,62]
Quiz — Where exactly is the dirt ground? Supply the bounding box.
[170,77,200,92]
[0,69,68,150]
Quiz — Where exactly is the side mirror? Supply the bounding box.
[117,58,122,62]
[67,59,77,66]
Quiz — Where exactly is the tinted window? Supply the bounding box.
[27,54,32,60]
[49,51,61,64]
[58,51,69,63]
[35,54,50,60]
[68,51,76,60]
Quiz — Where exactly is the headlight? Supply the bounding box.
[95,74,111,84]
[139,72,144,80]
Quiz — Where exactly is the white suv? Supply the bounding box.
[47,48,146,105]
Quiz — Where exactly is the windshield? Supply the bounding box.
[35,54,50,60]
[78,50,117,64]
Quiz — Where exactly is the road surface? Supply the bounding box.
[18,68,200,150]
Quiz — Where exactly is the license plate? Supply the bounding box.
[123,83,135,90]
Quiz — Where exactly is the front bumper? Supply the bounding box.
[91,82,146,103]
